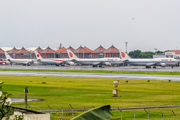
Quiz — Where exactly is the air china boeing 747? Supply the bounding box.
[119,50,178,68]
[67,49,123,67]
[34,50,70,66]
[5,52,34,66]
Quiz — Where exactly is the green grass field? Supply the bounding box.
[1,68,180,75]
[1,75,180,120]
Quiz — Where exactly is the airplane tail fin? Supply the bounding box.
[34,50,42,59]
[67,49,78,59]
[4,52,12,60]
[119,49,131,59]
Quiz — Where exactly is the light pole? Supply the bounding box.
[155,48,157,55]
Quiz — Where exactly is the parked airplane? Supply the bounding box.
[119,50,178,68]
[4,52,34,66]
[67,49,123,67]
[34,50,69,66]
[0,59,8,65]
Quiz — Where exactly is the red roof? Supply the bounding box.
[92,45,106,53]
[62,46,75,53]
[0,48,5,54]
[31,47,43,54]
[67,46,75,52]
[167,50,180,54]
[16,47,29,54]
[7,47,19,54]
[56,47,67,54]
[84,46,93,53]
[40,46,55,54]
[74,46,90,53]
[104,45,119,53]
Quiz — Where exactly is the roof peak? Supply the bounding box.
[37,46,41,49]
[68,45,73,49]
[79,45,83,48]
[110,45,115,48]
[99,45,103,48]
[47,46,51,49]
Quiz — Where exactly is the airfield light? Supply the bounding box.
[113,80,119,97]
[24,86,28,109]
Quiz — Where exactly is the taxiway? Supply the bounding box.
[0,71,179,81]
[0,64,180,72]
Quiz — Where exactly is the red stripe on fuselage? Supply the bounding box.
[41,59,64,62]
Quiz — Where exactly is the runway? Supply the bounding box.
[1,64,180,72]
[0,71,180,81]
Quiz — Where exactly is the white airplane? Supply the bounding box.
[119,50,178,68]
[67,49,123,67]
[4,52,34,66]
[34,50,71,66]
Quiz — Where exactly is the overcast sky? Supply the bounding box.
[0,0,180,52]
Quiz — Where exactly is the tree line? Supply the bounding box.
[128,50,166,58]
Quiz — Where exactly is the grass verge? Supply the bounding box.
[1,75,180,120]
[0,68,180,75]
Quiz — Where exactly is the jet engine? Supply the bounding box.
[160,63,166,67]
[68,62,75,65]
[105,62,111,66]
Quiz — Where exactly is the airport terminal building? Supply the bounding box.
[0,44,121,59]
[1,45,180,65]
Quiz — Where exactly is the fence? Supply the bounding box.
[32,104,180,120]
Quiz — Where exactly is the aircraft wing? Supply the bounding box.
[94,61,105,65]
[123,59,129,62]
[59,60,68,65]
[70,59,77,62]
[92,61,111,66]
[145,63,156,66]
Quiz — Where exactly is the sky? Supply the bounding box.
[0,0,180,52]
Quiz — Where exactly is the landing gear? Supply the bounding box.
[146,66,151,69]
[92,65,97,67]
[153,66,156,69]
[171,66,174,68]
[99,65,104,68]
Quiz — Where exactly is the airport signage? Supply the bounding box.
[165,52,175,55]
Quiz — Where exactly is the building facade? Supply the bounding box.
[0,48,5,59]
[1,45,121,59]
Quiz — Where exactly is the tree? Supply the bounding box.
[128,50,155,58]
[156,51,164,54]
[128,50,141,58]
[140,51,155,58]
